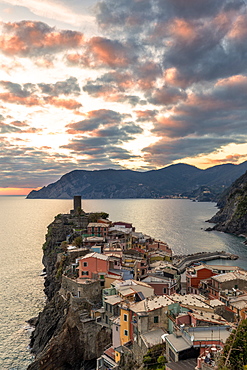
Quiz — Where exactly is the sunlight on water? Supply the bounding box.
[0,197,246,367]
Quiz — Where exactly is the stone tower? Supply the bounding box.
[73,195,82,212]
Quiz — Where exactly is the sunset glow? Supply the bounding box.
[0,0,247,194]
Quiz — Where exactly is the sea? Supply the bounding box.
[0,196,247,369]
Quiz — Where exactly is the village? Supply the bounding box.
[56,197,247,370]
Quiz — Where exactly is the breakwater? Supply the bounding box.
[173,251,239,274]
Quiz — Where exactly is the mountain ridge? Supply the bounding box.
[26,161,247,199]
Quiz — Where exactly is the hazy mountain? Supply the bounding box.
[26,162,247,200]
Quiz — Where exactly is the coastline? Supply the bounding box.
[27,201,240,369]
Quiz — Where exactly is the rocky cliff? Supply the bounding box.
[27,210,111,370]
[207,171,247,235]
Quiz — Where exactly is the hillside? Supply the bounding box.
[26,162,247,199]
[207,170,247,235]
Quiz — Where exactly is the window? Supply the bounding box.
[124,314,128,322]
[116,326,118,331]
[163,288,167,294]
[82,271,88,276]
[154,316,159,323]
[83,262,88,267]
[124,330,128,336]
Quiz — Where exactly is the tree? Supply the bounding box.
[88,212,109,222]
[60,241,68,252]
[72,236,83,248]
[218,319,247,369]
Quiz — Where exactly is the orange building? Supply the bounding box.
[186,265,217,294]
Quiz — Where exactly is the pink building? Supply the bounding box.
[77,252,121,287]
[77,252,109,280]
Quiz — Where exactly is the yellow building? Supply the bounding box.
[120,304,132,345]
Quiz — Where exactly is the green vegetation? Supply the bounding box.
[72,236,83,248]
[143,343,167,369]
[235,194,247,219]
[88,212,109,222]
[218,319,247,369]
[56,255,68,279]
[60,241,68,252]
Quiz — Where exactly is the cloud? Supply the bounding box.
[0,78,82,109]
[44,97,82,110]
[1,0,247,189]
[143,136,236,167]
[66,109,128,133]
[67,36,137,69]
[63,108,143,166]
[0,20,84,57]
[148,85,187,106]
[38,77,80,96]
[1,0,95,27]
[0,81,36,97]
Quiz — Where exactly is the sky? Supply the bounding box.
[1,0,247,195]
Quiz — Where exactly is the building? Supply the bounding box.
[186,265,217,294]
[87,223,109,237]
[201,270,247,300]
[164,325,231,363]
[186,264,240,295]
[77,252,120,286]
[142,275,178,295]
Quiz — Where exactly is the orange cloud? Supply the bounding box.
[228,15,247,40]
[164,68,191,88]
[0,92,41,106]
[45,97,82,110]
[216,74,247,87]
[203,154,247,166]
[86,37,134,68]
[0,21,85,57]
[169,18,196,41]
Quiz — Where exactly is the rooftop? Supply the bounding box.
[142,275,174,283]
[88,223,109,227]
[105,295,122,306]
[165,333,192,352]
[141,328,166,348]
[189,310,227,325]
[187,326,231,343]
[166,359,197,370]
[130,295,174,313]
[79,252,109,261]
[213,271,247,283]
[206,299,225,307]
[170,294,212,309]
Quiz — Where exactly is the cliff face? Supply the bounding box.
[207,171,247,235]
[28,293,111,370]
[28,211,111,370]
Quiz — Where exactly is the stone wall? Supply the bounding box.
[61,275,102,304]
